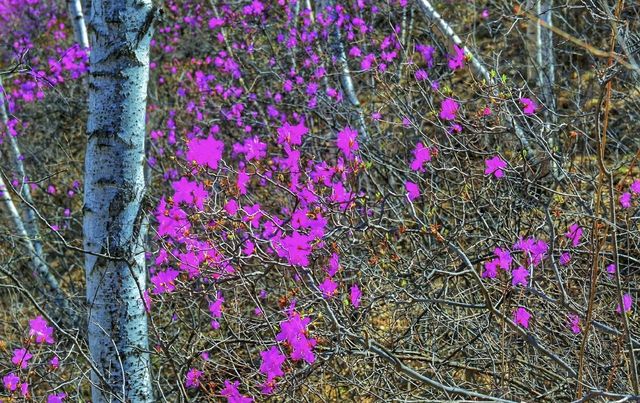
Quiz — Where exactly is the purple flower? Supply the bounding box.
[439,98,459,120]
[350,284,362,308]
[620,192,632,208]
[3,373,19,392]
[259,346,285,381]
[150,268,180,294]
[484,156,507,178]
[187,135,224,169]
[483,258,499,279]
[318,277,338,298]
[568,314,581,334]
[47,392,67,403]
[276,231,313,267]
[327,253,340,277]
[514,307,531,328]
[409,142,432,172]
[277,122,308,146]
[185,368,203,389]
[559,252,571,266]
[448,44,465,70]
[225,199,238,215]
[520,98,537,115]
[416,44,435,68]
[12,348,32,369]
[565,223,583,247]
[494,247,512,270]
[361,53,376,70]
[616,294,633,314]
[209,293,224,318]
[511,266,529,286]
[51,356,60,369]
[415,69,428,81]
[336,126,359,160]
[172,177,208,210]
[235,136,267,161]
[405,181,420,201]
[29,315,54,344]
[220,380,253,402]
[47,393,67,403]
[276,312,316,364]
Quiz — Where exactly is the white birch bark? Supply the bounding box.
[0,79,43,259]
[415,0,539,164]
[0,80,79,325]
[0,167,78,326]
[84,0,156,401]
[325,0,370,142]
[68,0,90,49]
[536,0,561,178]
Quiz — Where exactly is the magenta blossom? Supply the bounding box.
[483,258,499,279]
[277,121,308,146]
[620,192,632,208]
[151,268,180,294]
[568,314,581,334]
[12,348,32,369]
[514,307,531,328]
[51,356,60,369]
[520,98,537,115]
[484,156,507,178]
[3,373,19,392]
[439,98,459,120]
[494,247,512,270]
[318,277,338,298]
[327,253,340,277]
[336,126,359,160]
[276,312,316,364]
[448,44,465,70]
[350,284,362,308]
[409,142,432,172]
[405,181,420,201]
[186,135,224,170]
[565,223,583,247]
[616,294,633,314]
[511,266,529,287]
[220,380,253,402]
[259,346,286,384]
[47,393,67,403]
[29,315,54,344]
[185,368,203,389]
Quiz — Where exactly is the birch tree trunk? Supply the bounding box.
[536,0,560,178]
[83,1,156,401]
[68,0,90,49]
[0,78,43,260]
[415,0,539,165]
[1,80,78,326]
[326,0,370,143]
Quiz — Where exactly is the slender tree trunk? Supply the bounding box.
[536,0,561,178]
[0,79,43,260]
[326,0,370,143]
[67,0,90,49]
[1,80,78,326]
[83,1,156,401]
[415,0,539,165]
